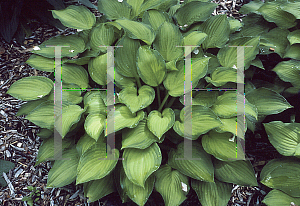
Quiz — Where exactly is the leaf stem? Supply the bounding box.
[136,77,142,88]
[165,97,176,109]
[158,93,170,112]
[156,86,161,108]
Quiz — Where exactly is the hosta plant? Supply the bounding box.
[7,0,299,205]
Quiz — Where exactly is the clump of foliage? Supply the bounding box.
[22,186,41,206]
[6,0,300,205]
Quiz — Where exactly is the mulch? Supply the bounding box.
[0,0,278,205]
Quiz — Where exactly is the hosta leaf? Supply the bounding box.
[202,130,244,161]
[35,137,73,166]
[257,1,296,28]
[118,85,155,113]
[122,118,158,149]
[168,141,214,182]
[260,158,300,197]
[214,159,258,186]
[47,147,79,188]
[166,59,178,71]
[192,178,232,206]
[272,60,300,88]
[32,34,85,58]
[127,0,144,17]
[26,54,54,72]
[191,57,211,88]
[36,128,53,139]
[52,5,96,30]
[142,10,170,31]
[179,91,218,107]
[84,114,106,141]
[88,53,107,86]
[280,1,300,19]
[284,44,300,60]
[139,0,177,14]
[137,46,166,87]
[215,117,247,138]
[287,30,300,45]
[76,133,96,156]
[62,64,89,89]
[107,105,145,134]
[251,57,265,70]
[7,76,53,101]
[155,164,190,206]
[123,143,161,188]
[115,71,136,89]
[89,23,116,53]
[239,0,263,14]
[84,91,107,115]
[115,35,140,78]
[163,60,185,97]
[83,173,115,203]
[153,22,183,62]
[147,108,175,139]
[76,142,119,184]
[228,17,243,33]
[183,31,207,53]
[199,15,230,50]
[205,67,240,87]
[217,36,260,68]
[98,0,132,20]
[245,87,293,116]
[115,18,155,45]
[263,121,300,157]
[0,160,15,186]
[173,105,222,140]
[61,89,83,105]
[174,1,217,26]
[211,91,258,120]
[16,99,47,116]
[262,189,300,206]
[120,166,155,206]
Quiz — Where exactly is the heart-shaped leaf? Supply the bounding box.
[263,121,300,157]
[89,23,116,53]
[173,105,222,140]
[26,54,55,72]
[180,91,218,107]
[16,99,47,116]
[228,17,243,33]
[123,143,161,188]
[147,108,175,139]
[139,0,177,14]
[214,159,258,186]
[115,71,137,89]
[239,0,263,14]
[84,91,107,115]
[205,67,241,87]
[76,133,97,156]
[84,114,106,141]
[284,44,300,60]
[88,53,107,86]
[62,64,89,89]
[137,46,166,87]
[215,117,247,138]
[260,158,300,197]
[192,178,232,206]
[168,141,214,182]
[288,30,300,45]
[155,164,190,206]
[52,5,96,30]
[7,76,53,101]
[281,1,300,19]
[118,85,155,113]
[98,0,132,20]
[142,10,171,31]
[263,189,300,206]
[122,117,158,149]
[183,31,207,53]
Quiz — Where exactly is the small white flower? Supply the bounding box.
[181,182,188,192]
[33,46,41,50]
[69,50,75,53]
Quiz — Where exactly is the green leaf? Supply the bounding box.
[52,5,96,30]
[183,31,207,53]
[215,117,247,138]
[0,160,15,186]
[284,44,300,60]
[263,121,300,157]
[7,76,53,101]
[76,133,97,156]
[173,105,222,140]
[98,0,132,20]
[16,99,47,116]
[174,1,217,27]
[287,30,300,45]
[88,53,107,86]
[280,1,300,19]
[122,117,158,149]
[262,189,300,206]
[89,23,116,53]
[118,85,155,113]
[199,15,230,50]
[115,35,141,78]
[251,57,265,70]
[191,57,211,88]
[211,91,258,120]
[137,46,166,87]
[205,67,239,87]
[35,137,73,166]
[84,114,106,141]
[62,64,89,89]
[179,91,218,107]
[168,141,214,182]
[139,0,177,14]
[272,60,300,88]
[257,1,296,28]
[115,18,155,45]
[155,164,190,206]
[32,34,86,58]
[202,130,244,161]
[83,173,115,203]
[76,142,119,184]
[239,0,263,14]
[107,105,145,134]
[228,17,243,33]
[245,87,293,116]
[260,158,300,197]
[147,108,175,139]
[47,148,79,188]
[36,128,53,139]
[127,0,144,17]
[153,22,183,62]
[26,55,55,72]
[217,36,260,68]
[214,159,258,186]
[84,91,107,115]
[123,143,161,188]
[192,178,232,206]
[115,71,136,89]
[142,10,170,31]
